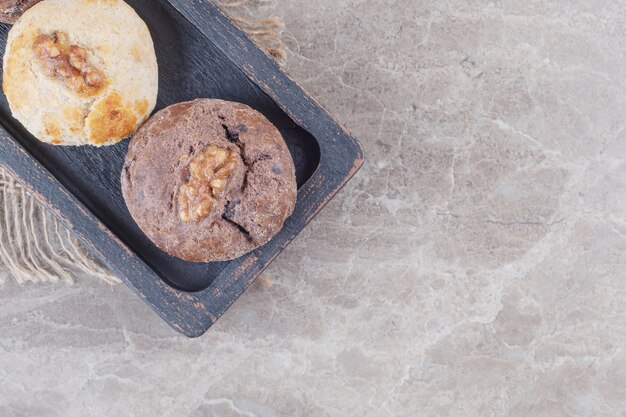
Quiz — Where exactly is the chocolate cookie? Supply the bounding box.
[0,0,40,24]
[121,99,298,262]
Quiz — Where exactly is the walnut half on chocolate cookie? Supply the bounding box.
[121,99,298,262]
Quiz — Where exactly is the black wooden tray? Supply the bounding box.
[0,0,363,337]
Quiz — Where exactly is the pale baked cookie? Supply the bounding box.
[121,99,298,262]
[2,0,158,146]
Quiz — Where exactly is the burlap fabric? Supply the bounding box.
[0,0,285,284]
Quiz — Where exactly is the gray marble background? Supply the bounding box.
[2,0,626,416]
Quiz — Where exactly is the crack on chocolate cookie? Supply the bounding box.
[223,199,239,219]
[222,199,254,243]
[221,123,240,143]
[214,118,281,243]
[124,166,132,189]
[218,120,252,195]
[168,191,175,212]
[219,120,272,168]
[235,154,273,197]
[222,214,253,242]
[241,170,250,194]
[123,156,136,189]
[256,154,272,162]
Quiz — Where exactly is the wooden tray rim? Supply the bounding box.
[0,0,364,337]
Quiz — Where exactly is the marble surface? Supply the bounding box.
[2,0,626,415]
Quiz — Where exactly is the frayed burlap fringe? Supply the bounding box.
[0,169,119,285]
[0,1,286,285]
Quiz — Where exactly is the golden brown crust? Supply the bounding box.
[2,0,158,146]
[86,92,138,145]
